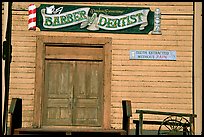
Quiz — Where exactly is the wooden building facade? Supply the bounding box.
[2,2,202,135]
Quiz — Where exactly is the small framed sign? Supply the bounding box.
[129,50,176,61]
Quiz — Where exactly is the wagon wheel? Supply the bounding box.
[158,115,192,135]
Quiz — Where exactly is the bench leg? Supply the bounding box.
[134,121,139,135]
[136,123,139,135]
[183,126,188,135]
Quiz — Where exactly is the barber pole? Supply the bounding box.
[28,4,36,30]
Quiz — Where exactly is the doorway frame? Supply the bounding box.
[33,35,112,129]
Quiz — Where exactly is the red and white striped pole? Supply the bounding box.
[28,4,36,30]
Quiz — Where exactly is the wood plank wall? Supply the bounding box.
[3,2,193,130]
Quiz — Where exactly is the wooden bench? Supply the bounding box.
[121,100,197,135]
[122,100,132,135]
[133,109,197,135]
[8,98,22,135]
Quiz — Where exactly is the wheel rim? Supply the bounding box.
[158,116,191,135]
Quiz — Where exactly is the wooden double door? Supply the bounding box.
[34,36,112,129]
[42,45,104,127]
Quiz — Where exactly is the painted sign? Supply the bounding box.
[129,50,176,60]
[36,4,154,34]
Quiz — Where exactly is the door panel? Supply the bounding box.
[75,107,98,125]
[43,61,74,126]
[73,61,103,126]
[43,60,103,127]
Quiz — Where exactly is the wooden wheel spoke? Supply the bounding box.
[164,124,172,131]
[174,122,180,130]
[173,117,182,130]
[177,124,184,131]
[166,120,174,129]
[172,120,178,129]
[179,117,183,123]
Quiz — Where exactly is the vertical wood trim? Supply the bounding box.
[194,2,202,135]
[103,38,112,129]
[97,62,104,126]
[33,36,45,128]
[42,61,49,126]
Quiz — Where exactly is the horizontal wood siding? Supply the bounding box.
[7,2,193,130]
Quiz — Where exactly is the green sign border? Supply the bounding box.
[36,4,154,34]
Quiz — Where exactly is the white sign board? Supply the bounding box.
[130,50,176,60]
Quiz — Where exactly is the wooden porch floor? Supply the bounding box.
[14,128,127,135]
